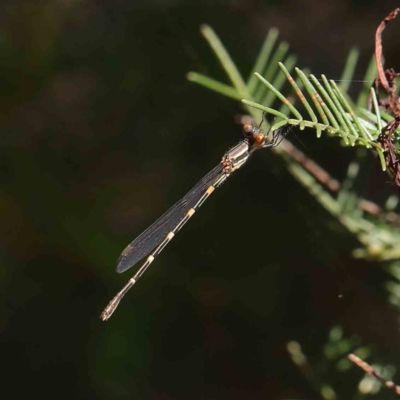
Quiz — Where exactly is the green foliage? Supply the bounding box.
[188,25,400,263]
[188,25,400,398]
[187,25,398,166]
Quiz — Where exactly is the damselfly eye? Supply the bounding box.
[255,134,265,145]
[242,124,254,137]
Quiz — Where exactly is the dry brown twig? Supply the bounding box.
[236,115,400,225]
[348,354,400,396]
[374,8,400,186]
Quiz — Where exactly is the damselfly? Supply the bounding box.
[101,119,290,320]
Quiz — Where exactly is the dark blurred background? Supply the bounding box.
[3,1,400,399]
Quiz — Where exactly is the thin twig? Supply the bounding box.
[236,114,400,225]
[348,354,400,396]
[375,8,400,94]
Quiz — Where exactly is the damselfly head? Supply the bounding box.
[242,124,266,145]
